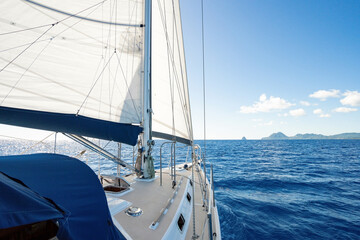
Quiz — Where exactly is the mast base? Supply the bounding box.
[143,155,155,179]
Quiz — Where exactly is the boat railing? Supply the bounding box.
[159,141,174,186]
[63,133,140,174]
[199,163,220,240]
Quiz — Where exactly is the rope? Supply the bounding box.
[20,132,54,155]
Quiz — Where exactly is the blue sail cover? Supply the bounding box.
[0,153,125,240]
[0,106,143,146]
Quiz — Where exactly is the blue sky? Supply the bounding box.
[1,0,359,141]
[182,0,360,139]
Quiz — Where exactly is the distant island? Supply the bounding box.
[262,132,360,140]
[241,136,247,140]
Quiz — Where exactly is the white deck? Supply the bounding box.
[104,164,215,239]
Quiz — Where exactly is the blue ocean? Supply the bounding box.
[1,139,360,239]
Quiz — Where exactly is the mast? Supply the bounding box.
[141,0,154,178]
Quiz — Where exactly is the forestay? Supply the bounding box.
[0,0,145,145]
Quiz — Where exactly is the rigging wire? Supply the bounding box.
[22,0,138,27]
[0,23,53,36]
[0,0,107,73]
[0,38,53,106]
[0,3,112,114]
[0,39,50,53]
[77,51,115,115]
[156,0,192,138]
[0,1,105,54]
[171,0,177,141]
[115,52,141,121]
[162,0,177,140]
[171,0,193,139]
[20,132,54,155]
[0,0,109,37]
[0,0,110,109]
[201,0,207,167]
[0,25,54,74]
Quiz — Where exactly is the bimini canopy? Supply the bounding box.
[0,153,125,240]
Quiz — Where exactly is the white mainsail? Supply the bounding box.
[0,0,144,124]
[0,0,193,145]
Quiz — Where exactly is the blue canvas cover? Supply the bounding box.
[0,106,143,146]
[0,153,125,240]
[0,172,66,229]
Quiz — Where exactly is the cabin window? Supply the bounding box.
[189,180,193,186]
[177,214,185,231]
[186,193,191,202]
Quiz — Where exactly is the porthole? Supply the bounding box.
[177,214,185,231]
[186,193,191,202]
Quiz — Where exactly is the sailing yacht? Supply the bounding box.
[0,0,221,239]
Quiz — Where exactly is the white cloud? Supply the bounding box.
[340,91,360,107]
[333,107,358,113]
[252,118,263,122]
[313,108,330,117]
[313,108,323,115]
[240,94,294,113]
[280,121,287,125]
[300,101,311,106]
[259,93,267,102]
[289,108,306,117]
[261,121,273,126]
[309,89,340,101]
